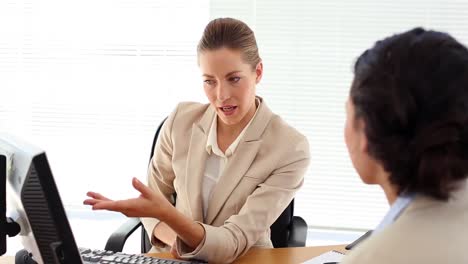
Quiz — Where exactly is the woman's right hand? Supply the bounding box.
[83,177,174,220]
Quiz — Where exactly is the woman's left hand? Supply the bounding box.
[170,241,181,259]
[83,177,173,219]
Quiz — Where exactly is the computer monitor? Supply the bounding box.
[0,134,83,264]
[1,154,6,255]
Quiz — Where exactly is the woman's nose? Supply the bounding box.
[217,84,231,101]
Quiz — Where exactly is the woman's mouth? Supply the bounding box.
[219,105,237,116]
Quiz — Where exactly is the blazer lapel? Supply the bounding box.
[184,106,215,223]
[205,98,273,224]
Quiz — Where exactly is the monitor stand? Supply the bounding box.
[15,249,38,264]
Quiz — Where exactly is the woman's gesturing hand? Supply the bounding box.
[83,177,173,220]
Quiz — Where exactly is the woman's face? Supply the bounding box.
[199,47,262,127]
[345,98,379,184]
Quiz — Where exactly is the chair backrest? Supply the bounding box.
[270,200,295,248]
[148,117,168,163]
[141,118,297,251]
[141,118,166,253]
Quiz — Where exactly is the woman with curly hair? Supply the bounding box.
[342,28,468,263]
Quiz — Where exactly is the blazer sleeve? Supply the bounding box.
[176,135,310,263]
[140,104,179,248]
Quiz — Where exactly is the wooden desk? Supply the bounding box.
[147,244,347,264]
[0,255,14,263]
[0,244,346,263]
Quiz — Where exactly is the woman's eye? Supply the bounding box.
[229,77,241,83]
[204,80,214,85]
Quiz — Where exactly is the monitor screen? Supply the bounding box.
[1,154,6,255]
[0,134,83,264]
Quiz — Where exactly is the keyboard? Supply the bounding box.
[79,248,206,264]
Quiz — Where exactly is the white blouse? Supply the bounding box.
[202,101,259,220]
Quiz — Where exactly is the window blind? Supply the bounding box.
[0,0,209,213]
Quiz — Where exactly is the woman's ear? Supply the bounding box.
[357,119,369,154]
[255,61,263,84]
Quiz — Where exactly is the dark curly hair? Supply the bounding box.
[350,28,468,200]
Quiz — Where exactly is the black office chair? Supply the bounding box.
[104,118,308,253]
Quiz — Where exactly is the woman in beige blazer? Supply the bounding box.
[342,28,468,264]
[84,18,310,263]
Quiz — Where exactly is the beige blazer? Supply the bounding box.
[341,182,468,264]
[141,98,310,263]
